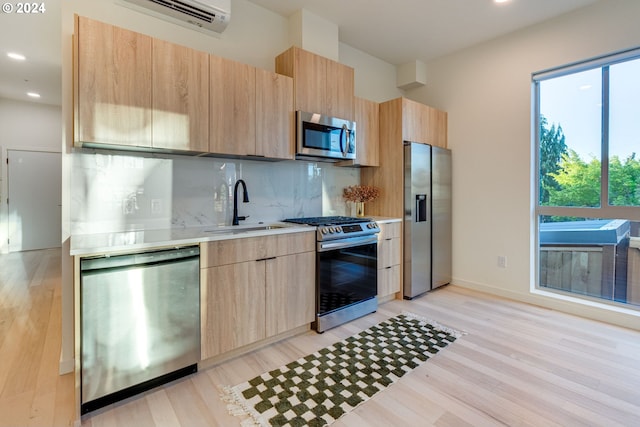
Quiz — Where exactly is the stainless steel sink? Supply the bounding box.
[203,224,288,234]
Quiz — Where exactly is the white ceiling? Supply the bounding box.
[0,0,600,107]
[0,0,62,106]
[247,0,600,65]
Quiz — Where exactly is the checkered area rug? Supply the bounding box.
[222,313,463,427]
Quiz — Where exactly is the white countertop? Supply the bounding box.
[70,222,314,257]
[71,217,402,256]
[371,216,402,224]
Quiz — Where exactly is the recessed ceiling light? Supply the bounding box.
[495,0,511,3]
[27,92,41,98]
[7,52,26,61]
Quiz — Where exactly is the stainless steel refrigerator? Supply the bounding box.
[403,142,452,299]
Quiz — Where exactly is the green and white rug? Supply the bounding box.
[222,313,464,427]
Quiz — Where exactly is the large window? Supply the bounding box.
[534,49,640,308]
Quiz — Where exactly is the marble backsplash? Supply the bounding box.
[70,151,360,235]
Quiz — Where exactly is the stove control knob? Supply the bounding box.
[321,228,327,235]
[336,226,342,233]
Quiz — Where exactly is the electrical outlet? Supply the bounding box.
[151,199,162,214]
[497,255,507,268]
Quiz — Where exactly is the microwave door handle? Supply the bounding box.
[341,124,349,157]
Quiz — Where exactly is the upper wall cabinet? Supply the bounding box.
[401,98,448,147]
[74,16,293,159]
[352,97,379,167]
[209,56,256,157]
[209,58,294,159]
[256,69,294,160]
[275,47,354,121]
[152,39,209,152]
[74,15,153,148]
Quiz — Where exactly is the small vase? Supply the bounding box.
[355,202,365,217]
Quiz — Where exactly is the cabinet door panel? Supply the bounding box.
[327,60,354,121]
[76,16,152,146]
[152,39,209,152]
[402,98,430,144]
[256,69,294,159]
[210,56,256,156]
[292,48,326,114]
[353,97,379,166]
[201,262,265,359]
[265,252,315,337]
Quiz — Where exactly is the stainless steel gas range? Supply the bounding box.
[283,216,380,332]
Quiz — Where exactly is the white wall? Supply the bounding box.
[340,42,404,103]
[409,0,640,330]
[0,98,61,253]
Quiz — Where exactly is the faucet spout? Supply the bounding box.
[232,179,249,225]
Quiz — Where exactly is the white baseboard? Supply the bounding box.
[452,277,640,331]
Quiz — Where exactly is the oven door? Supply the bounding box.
[317,235,378,317]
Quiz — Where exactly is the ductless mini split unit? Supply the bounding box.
[119,0,230,34]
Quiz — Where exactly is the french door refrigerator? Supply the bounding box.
[403,142,452,299]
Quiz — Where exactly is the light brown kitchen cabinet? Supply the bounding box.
[75,16,293,159]
[265,251,315,336]
[201,260,266,357]
[200,231,315,360]
[152,39,209,152]
[275,46,354,121]
[377,221,402,298]
[209,55,256,156]
[326,59,355,121]
[361,97,448,217]
[352,97,379,166]
[402,99,448,147]
[74,15,152,147]
[256,69,294,159]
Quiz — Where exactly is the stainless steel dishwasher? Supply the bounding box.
[80,245,200,414]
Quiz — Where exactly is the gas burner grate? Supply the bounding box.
[283,216,372,226]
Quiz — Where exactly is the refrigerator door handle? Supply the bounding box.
[416,194,428,222]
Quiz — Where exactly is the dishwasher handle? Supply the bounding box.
[81,246,200,272]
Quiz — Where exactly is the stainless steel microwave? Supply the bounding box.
[296,111,356,161]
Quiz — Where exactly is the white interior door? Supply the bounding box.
[7,150,62,252]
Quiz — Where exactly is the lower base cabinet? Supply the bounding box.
[377,221,402,298]
[200,232,315,360]
[266,252,315,336]
[201,261,266,358]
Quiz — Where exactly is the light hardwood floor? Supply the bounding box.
[2,248,639,426]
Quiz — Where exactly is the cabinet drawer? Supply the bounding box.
[378,264,401,297]
[201,231,315,268]
[378,237,401,269]
[274,232,315,256]
[201,236,272,267]
[378,222,401,240]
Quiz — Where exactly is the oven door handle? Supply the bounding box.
[318,235,378,252]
